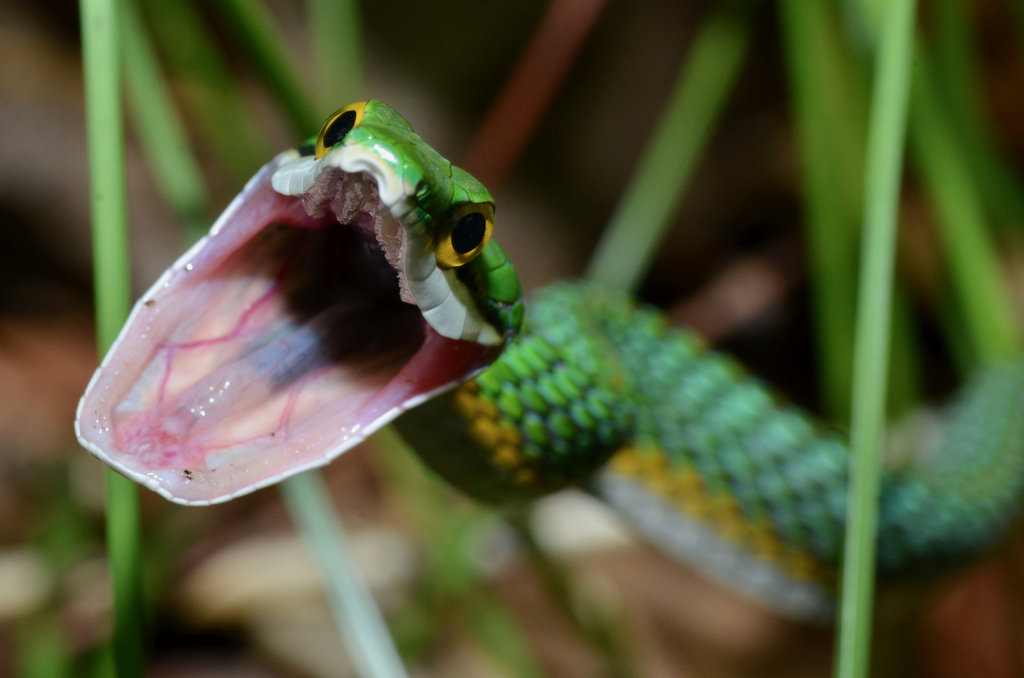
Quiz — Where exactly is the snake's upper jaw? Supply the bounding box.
[75,159,495,505]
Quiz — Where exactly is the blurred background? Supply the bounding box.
[3,0,1024,675]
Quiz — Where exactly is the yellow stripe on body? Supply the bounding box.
[452,381,541,488]
[608,447,832,584]
[452,379,831,584]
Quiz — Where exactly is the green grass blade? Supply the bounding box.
[81,0,132,350]
[80,0,145,674]
[834,1,917,676]
[309,0,363,112]
[783,0,925,423]
[463,596,545,678]
[508,514,635,678]
[211,0,320,135]
[103,473,145,678]
[16,618,71,678]
[932,0,1024,231]
[139,0,268,184]
[932,0,981,128]
[909,43,1022,362]
[779,0,867,421]
[585,8,750,292]
[87,648,116,678]
[280,474,409,678]
[122,0,208,243]
[373,428,544,678]
[885,287,921,416]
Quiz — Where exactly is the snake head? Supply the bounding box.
[75,100,523,505]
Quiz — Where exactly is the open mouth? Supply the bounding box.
[76,160,495,505]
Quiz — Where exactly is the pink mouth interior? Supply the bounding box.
[77,163,492,504]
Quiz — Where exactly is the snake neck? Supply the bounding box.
[394,282,638,505]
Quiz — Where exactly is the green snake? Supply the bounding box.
[76,101,1024,621]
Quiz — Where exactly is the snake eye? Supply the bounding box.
[314,102,367,159]
[435,203,494,268]
[452,213,486,254]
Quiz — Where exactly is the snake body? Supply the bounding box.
[79,101,1024,621]
[397,282,1024,618]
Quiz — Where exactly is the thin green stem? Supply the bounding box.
[280,473,409,678]
[909,43,1021,362]
[103,473,145,678]
[508,514,636,678]
[779,0,866,421]
[585,8,749,293]
[373,427,544,678]
[834,1,916,677]
[122,0,208,243]
[139,0,268,183]
[211,0,320,136]
[309,0,363,113]
[81,0,132,351]
[932,0,1024,232]
[784,0,924,423]
[80,0,145,675]
[16,617,72,678]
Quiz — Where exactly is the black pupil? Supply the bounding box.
[323,110,357,149]
[451,212,487,254]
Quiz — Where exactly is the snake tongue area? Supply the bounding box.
[75,160,493,505]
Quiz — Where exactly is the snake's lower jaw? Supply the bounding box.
[75,161,493,505]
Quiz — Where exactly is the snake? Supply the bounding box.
[76,101,1024,621]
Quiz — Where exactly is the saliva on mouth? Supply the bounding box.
[76,161,489,505]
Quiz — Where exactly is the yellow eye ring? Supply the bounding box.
[435,203,494,268]
[314,102,367,159]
